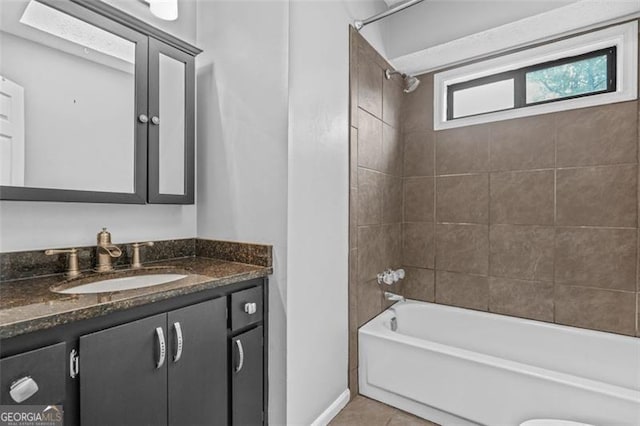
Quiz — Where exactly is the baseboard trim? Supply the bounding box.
[310,389,351,426]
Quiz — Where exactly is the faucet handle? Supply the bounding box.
[130,242,154,269]
[44,248,81,279]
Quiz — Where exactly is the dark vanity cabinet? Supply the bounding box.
[80,298,227,425]
[232,326,264,426]
[0,279,267,426]
[0,342,67,406]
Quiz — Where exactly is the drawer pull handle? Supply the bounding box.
[244,302,257,315]
[9,376,39,403]
[155,327,166,369]
[235,339,244,373]
[173,322,183,363]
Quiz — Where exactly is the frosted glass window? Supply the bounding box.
[452,79,514,119]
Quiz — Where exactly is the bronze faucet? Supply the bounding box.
[96,228,122,272]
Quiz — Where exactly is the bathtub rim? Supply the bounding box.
[359,300,640,404]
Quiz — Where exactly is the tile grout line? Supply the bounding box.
[552,112,558,324]
[487,127,493,313]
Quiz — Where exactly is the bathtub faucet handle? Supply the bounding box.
[377,268,406,285]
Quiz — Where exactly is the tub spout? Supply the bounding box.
[384,291,405,303]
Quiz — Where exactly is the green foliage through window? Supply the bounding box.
[526,55,609,103]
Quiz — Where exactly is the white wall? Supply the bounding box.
[0,0,198,252]
[286,1,386,424]
[100,0,197,45]
[195,1,386,424]
[194,1,289,424]
[382,0,576,59]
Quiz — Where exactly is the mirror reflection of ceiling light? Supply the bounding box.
[144,0,178,21]
[19,0,134,63]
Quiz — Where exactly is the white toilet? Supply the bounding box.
[521,420,596,426]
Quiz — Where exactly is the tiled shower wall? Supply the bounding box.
[349,23,640,398]
[348,29,404,395]
[398,35,640,338]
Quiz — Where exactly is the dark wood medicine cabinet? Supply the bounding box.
[0,0,199,204]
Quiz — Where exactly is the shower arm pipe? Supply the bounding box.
[354,0,424,31]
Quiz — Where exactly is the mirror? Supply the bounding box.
[0,0,137,194]
[158,53,185,196]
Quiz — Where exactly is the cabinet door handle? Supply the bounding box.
[9,376,38,403]
[155,327,166,369]
[234,339,244,373]
[138,114,149,123]
[173,322,183,363]
[151,116,160,125]
[244,302,257,315]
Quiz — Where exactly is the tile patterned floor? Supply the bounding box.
[329,396,440,426]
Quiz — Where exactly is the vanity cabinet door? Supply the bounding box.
[147,38,195,204]
[0,342,66,406]
[79,314,167,426]
[231,326,264,426]
[167,298,227,426]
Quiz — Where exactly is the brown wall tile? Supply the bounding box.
[350,187,358,249]
[401,267,435,302]
[404,131,435,177]
[555,227,636,291]
[490,170,554,225]
[403,73,433,133]
[556,165,637,227]
[556,102,637,167]
[357,48,382,119]
[357,169,382,226]
[490,225,554,282]
[437,174,489,224]
[382,175,403,224]
[357,108,382,171]
[436,125,489,175]
[382,223,402,268]
[489,277,553,321]
[436,224,488,275]
[350,127,358,186]
[382,124,403,176]
[402,222,435,268]
[555,285,636,336]
[357,225,384,282]
[349,29,359,128]
[489,114,555,171]
[383,77,402,128]
[357,278,383,327]
[435,270,489,311]
[348,368,358,397]
[403,177,434,222]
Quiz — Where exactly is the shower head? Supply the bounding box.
[404,75,420,93]
[385,69,421,93]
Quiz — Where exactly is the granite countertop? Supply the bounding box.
[0,257,272,339]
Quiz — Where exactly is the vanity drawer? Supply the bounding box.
[0,342,66,405]
[231,286,263,331]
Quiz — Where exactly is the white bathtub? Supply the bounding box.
[359,300,640,426]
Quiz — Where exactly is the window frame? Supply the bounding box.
[434,21,637,130]
[446,47,617,121]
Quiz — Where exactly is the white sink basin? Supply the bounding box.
[55,274,188,294]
